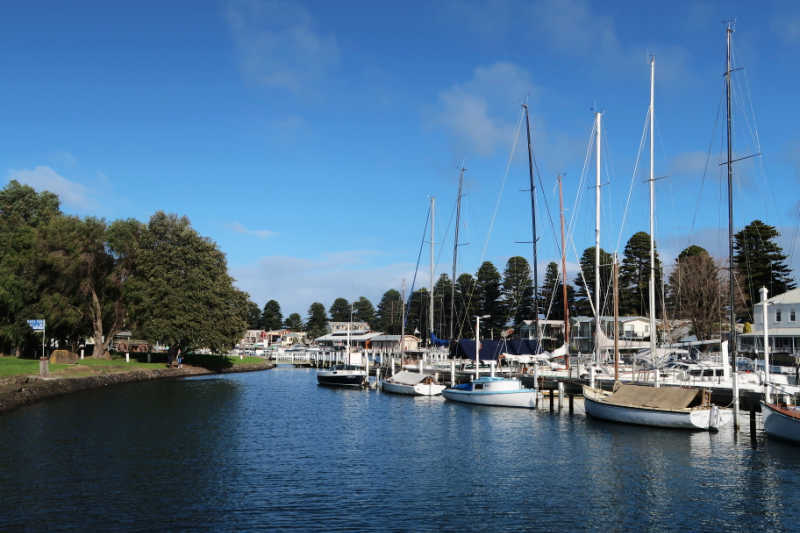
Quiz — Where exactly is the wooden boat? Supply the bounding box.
[381,370,445,396]
[443,376,536,408]
[583,383,732,430]
[761,401,800,443]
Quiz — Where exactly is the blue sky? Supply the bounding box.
[2,1,799,317]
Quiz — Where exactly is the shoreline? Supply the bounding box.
[0,361,274,414]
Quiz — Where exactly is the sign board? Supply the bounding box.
[27,319,45,332]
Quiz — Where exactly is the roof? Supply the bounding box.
[370,334,419,342]
[315,332,381,342]
[766,288,800,304]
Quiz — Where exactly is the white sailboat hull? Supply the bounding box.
[583,386,731,430]
[762,402,800,443]
[442,388,536,408]
[381,380,446,396]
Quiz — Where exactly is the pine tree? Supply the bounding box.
[455,273,479,339]
[734,219,796,315]
[475,261,505,335]
[305,302,328,339]
[284,313,303,331]
[619,232,663,317]
[375,289,402,334]
[433,274,453,338]
[573,246,613,317]
[261,300,283,330]
[540,261,576,321]
[328,298,351,322]
[353,296,376,328]
[501,256,534,330]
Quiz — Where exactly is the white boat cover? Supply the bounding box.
[387,371,428,386]
[605,384,702,410]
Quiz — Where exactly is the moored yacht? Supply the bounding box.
[443,376,536,408]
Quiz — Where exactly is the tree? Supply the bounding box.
[433,274,453,338]
[124,212,247,361]
[284,313,303,331]
[540,261,576,321]
[261,300,283,330]
[734,219,796,317]
[475,261,505,335]
[501,256,534,330]
[0,181,61,356]
[455,273,479,338]
[329,298,351,322]
[245,300,262,329]
[306,302,328,339]
[375,289,402,335]
[573,246,613,317]
[667,247,723,340]
[619,232,663,317]
[353,296,376,328]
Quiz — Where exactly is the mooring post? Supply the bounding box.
[558,381,564,410]
[39,357,49,377]
[750,406,757,447]
[569,393,574,414]
[549,388,554,412]
[147,352,151,363]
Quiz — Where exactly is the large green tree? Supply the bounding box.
[306,302,328,339]
[433,274,453,338]
[261,300,283,330]
[353,296,376,328]
[455,273,479,339]
[540,261,576,321]
[619,232,663,317]
[284,312,303,331]
[329,297,351,322]
[573,246,613,317]
[475,261,505,335]
[125,212,247,361]
[375,289,402,334]
[245,300,262,329]
[501,256,534,330]
[734,219,796,317]
[0,181,61,356]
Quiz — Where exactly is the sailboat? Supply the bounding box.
[583,55,733,430]
[317,308,366,388]
[442,105,539,409]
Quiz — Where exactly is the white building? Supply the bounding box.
[739,287,800,357]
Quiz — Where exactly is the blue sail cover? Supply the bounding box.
[451,339,541,360]
[430,332,450,347]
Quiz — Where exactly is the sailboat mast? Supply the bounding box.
[726,23,740,427]
[400,280,406,355]
[429,196,435,344]
[595,111,602,367]
[523,104,540,346]
[451,167,465,340]
[649,56,659,388]
[559,174,570,370]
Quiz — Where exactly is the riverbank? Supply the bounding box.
[0,357,273,414]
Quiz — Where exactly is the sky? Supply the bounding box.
[2,1,799,317]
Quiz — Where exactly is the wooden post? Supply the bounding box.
[569,393,574,414]
[39,357,49,377]
[549,388,554,412]
[750,407,757,447]
[614,256,619,382]
[558,381,564,410]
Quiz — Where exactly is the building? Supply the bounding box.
[571,316,656,354]
[368,334,420,353]
[738,287,800,358]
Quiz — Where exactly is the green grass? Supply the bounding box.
[0,357,67,377]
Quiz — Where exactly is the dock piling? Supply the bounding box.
[750,407,757,448]
[569,393,574,414]
[549,388,554,412]
[558,382,564,410]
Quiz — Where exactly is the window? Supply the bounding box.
[792,310,796,322]
[776,310,782,322]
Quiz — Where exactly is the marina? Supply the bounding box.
[2,367,800,531]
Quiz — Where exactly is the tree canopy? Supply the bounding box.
[329,298,351,322]
[306,302,328,339]
[261,300,283,330]
[619,232,663,317]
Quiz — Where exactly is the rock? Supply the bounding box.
[50,350,78,364]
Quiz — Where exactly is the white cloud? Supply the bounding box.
[230,221,277,239]
[226,0,339,93]
[231,251,415,316]
[434,62,535,156]
[7,165,90,210]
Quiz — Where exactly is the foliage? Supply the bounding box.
[284,312,303,330]
[306,302,328,339]
[734,219,796,317]
[404,288,429,340]
[539,261,576,321]
[433,274,453,338]
[619,232,663,317]
[573,246,613,317]
[667,248,723,340]
[124,212,247,359]
[475,261,505,334]
[329,297,351,322]
[501,256,534,329]
[375,289,402,335]
[353,296,376,328]
[455,273,479,338]
[261,300,283,330]
[245,300,262,329]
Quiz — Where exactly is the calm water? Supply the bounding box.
[1,367,799,532]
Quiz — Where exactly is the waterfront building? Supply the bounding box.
[738,287,800,359]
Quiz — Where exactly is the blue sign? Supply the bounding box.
[27,319,45,331]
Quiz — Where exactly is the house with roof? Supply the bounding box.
[738,287,800,359]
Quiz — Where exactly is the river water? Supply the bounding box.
[1,367,799,531]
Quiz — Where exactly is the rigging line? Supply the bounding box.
[570,235,598,320]
[567,121,596,238]
[615,107,650,256]
[529,124,561,252]
[434,196,457,277]
[691,82,724,232]
[403,204,430,330]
